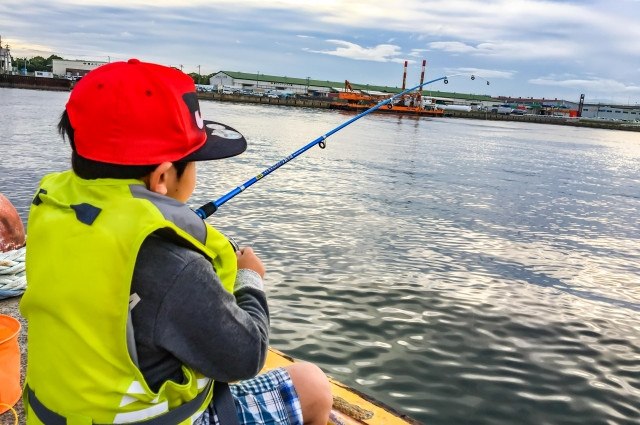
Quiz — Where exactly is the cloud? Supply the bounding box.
[428,39,582,60]
[530,75,640,94]
[1,0,640,102]
[428,42,477,54]
[1,38,56,57]
[408,49,428,58]
[304,40,408,63]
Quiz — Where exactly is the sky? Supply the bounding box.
[1,0,639,105]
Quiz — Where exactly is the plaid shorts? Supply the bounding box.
[195,368,303,425]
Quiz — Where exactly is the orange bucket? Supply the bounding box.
[0,314,21,414]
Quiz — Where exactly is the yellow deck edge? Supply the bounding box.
[261,348,421,425]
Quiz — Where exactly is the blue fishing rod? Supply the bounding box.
[195,75,450,219]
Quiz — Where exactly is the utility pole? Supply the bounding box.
[197,65,201,84]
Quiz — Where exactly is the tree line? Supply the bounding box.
[11,55,63,72]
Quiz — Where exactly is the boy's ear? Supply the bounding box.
[147,162,174,195]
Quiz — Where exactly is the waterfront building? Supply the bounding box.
[34,71,54,78]
[492,96,580,116]
[210,71,494,106]
[580,104,640,121]
[210,71,334,96]
[51,59,107,79]
[0,35,12,74]
[496,96,579,109]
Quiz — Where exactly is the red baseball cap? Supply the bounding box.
[65,58,246,165]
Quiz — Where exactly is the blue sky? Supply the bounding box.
[1,0,639,105]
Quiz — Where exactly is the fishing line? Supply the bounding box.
[195,74,486,219]
[443,73,491,86]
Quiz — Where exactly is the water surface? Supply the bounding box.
[1,88,639,424]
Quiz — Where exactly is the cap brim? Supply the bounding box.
[182,120,247,162]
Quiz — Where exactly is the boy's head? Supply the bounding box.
[59,58,246,180]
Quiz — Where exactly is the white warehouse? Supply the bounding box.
[580,104,640,121]
[52,59,107,78]
[210,71,335,96]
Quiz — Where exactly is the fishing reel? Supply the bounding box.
[228,235,240,251]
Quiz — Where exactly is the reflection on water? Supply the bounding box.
[2,88,639,424]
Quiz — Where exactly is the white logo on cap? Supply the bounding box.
[206,123,242,139]
[194,111,204,129]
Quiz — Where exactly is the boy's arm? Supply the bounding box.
[132,236,269,384]
[156,255,270,382]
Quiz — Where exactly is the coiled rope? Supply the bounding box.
[0,246,26,300]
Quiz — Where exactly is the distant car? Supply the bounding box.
[267,93,279,98]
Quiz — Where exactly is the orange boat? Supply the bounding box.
[329,80,444,117]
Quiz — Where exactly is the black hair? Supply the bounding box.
[58,110,188,180]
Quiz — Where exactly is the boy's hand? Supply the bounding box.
[236,247,265,278]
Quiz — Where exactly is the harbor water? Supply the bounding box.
[1,87,639,424]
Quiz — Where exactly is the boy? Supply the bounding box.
[21,59,332,424]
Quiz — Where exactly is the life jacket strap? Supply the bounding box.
[212,381,240,425]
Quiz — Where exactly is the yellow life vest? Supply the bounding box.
[21,170,237,424]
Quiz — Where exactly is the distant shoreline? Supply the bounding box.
[2,77,638,132]
[198,92,640,133]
